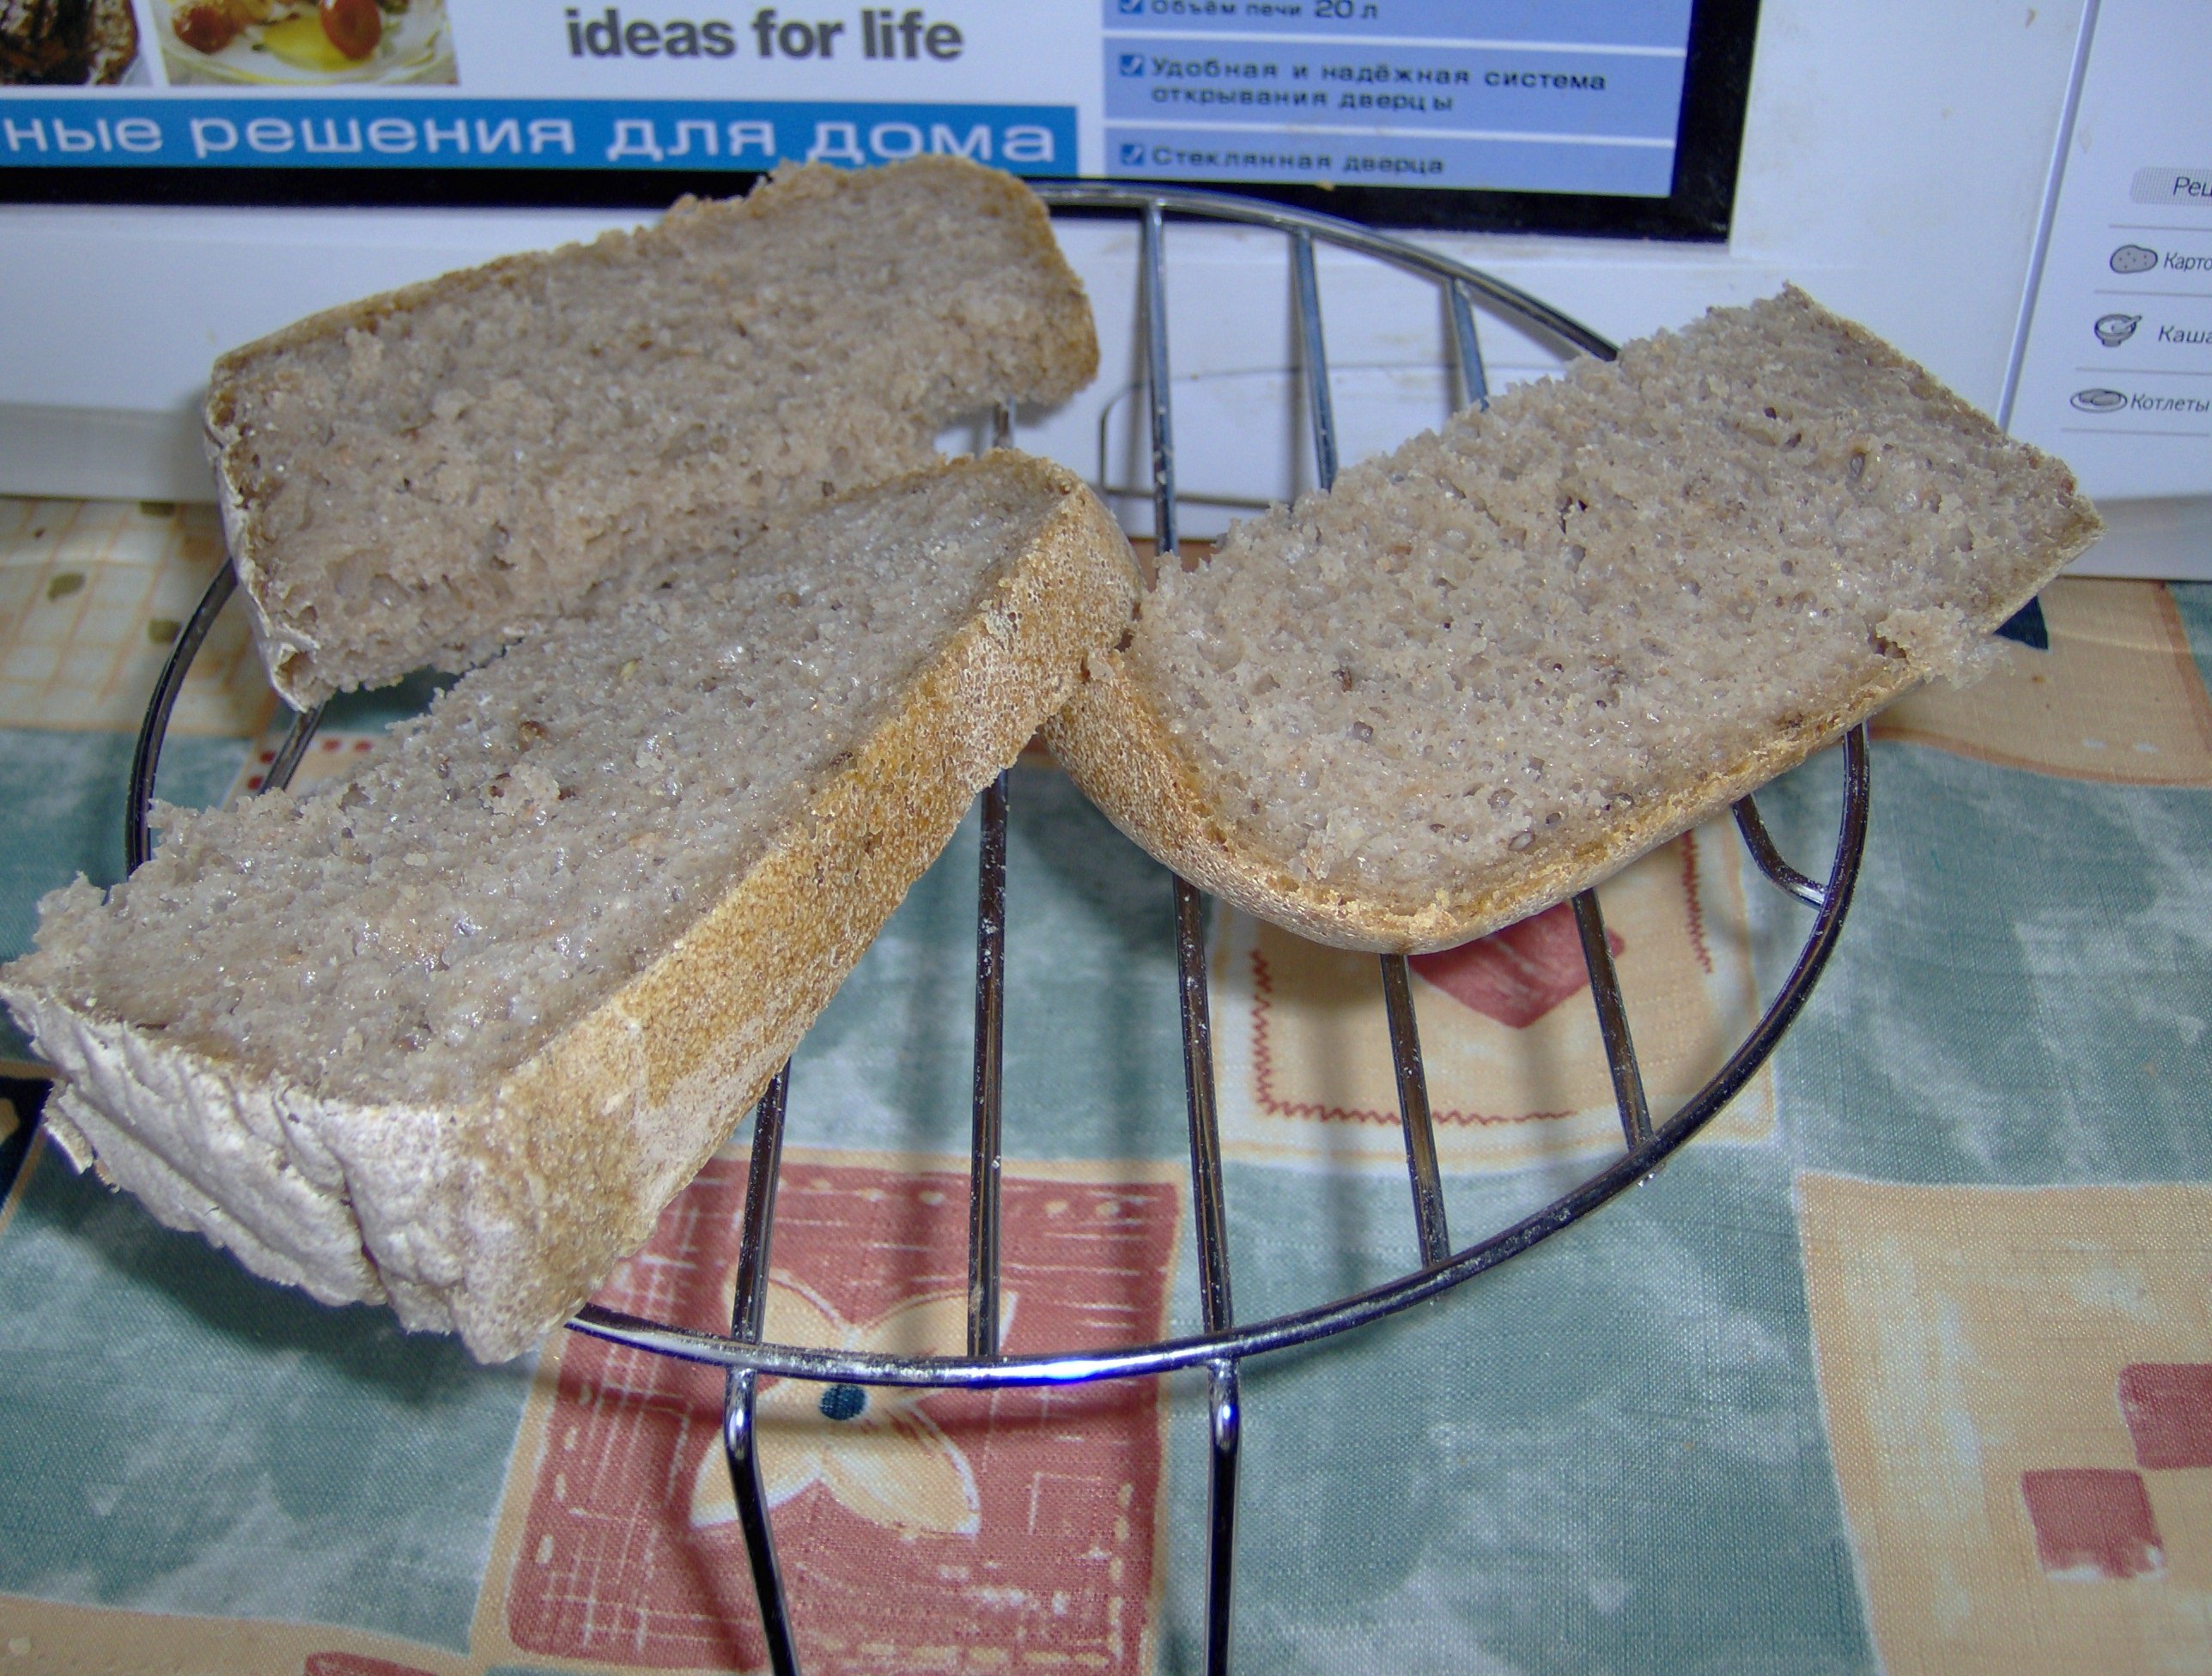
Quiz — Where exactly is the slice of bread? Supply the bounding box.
[1044,287,2102,954]
[206,157,1099,707]
[2,452,1139,1362]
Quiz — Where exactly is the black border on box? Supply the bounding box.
[1,0,1757,240]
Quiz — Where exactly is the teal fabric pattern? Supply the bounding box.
[1,537,2208,1674]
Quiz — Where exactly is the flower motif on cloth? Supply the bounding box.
[497,1157,1176,1675]
[690,1274,1015,1538]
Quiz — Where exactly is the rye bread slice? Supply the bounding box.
[3,452,1139,1361]
[206,157,1099,707]
[1044,287,2102,953]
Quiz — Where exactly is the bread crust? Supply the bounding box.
[204,158,1100,708]
[1044,289,2103,955]
[4,458,1139,1362]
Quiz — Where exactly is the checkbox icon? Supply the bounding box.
[1118,52,1144,76]
[1119,142,1146,167]
[1117,0,1143,13]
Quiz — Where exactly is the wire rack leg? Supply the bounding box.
[1140,200,1179,555]
[1378,956,1451,1265]
[1148,202,1244,1668]
[1572,890,1652,1151]
[261,701,327,794]
[1178,876,1241,1676]
[1733,794,1827,907]
[1290,231,1339,490]
[724,1066,799,1676]
[1203,1357,1242,1676]
[126,561,236,871]
[1176,882,1234,1330]
[964,395,1017,1359]
[724,1368,797,1676]
[1291,227,1452,1267]
[128,551,325,865]
[1448,279,1491,410]
[968,769,1008,1357]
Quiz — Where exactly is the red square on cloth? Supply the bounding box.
[505,1157,1179,1673]
[2118,1362,2212,1470]
[2020,1467,2165,1580]
[1409,901,1622,1029]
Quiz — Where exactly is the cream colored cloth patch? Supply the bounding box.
[222,725,382,805]
[0,1596,469,1676]
[1875,579,2212,786]
[0,498,276,738]
[1800,1173,2212,1676]
[1210,825,1772,1173]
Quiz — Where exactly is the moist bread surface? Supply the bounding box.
[3,452,1140,1361]
[207,157,1099,706]
[1045,287,2102,953]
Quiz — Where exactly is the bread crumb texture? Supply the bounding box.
[1077,287,2099,944]
[208,157,1097,704]
[21,459,1089,1104]
[3,453,1138,1356]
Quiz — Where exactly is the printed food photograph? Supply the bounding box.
[157,0,452,84]
[0,0,137,84]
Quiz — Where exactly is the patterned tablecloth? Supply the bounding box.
[1,492,2209,1676]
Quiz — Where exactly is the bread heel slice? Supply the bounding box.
[204,157,1100,708]
[2,452,1140,1362]
[1045,285,2102,954]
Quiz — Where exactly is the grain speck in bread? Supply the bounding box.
[1044,287,2102,953]
[207,157,1099,707]
[1,452,1139,1362]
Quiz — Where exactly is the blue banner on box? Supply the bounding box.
[0,95,1076,173]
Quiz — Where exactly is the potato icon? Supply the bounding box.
[2110,245,2159,274]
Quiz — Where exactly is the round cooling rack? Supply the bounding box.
[128,183,1871,1676]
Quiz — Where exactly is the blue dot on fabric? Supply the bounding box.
[818,1383,868,1422]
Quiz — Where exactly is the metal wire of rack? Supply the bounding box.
[125,182,1871,1676]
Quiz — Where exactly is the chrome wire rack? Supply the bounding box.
[127,182,1871,1676]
